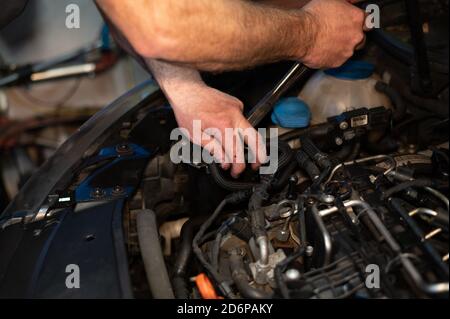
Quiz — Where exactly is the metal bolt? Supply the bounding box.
[276,229,290,242]
[339,122,349,130]
[112,185,126,196]
[335,137,344,146]
[91,188,105,199]
[306,246,314,257]
[116,143,133,155]
[285,269,301,281]
[321,194,335,204]
[408,144,417,154]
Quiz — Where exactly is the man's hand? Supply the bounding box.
[300,0,367,69]
[147,60,267,178]
[169,83,267,177]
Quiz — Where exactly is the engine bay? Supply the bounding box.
[0,0,448,300]
[126,116,449,299]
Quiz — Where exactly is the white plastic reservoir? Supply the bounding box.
[299,60,392,125]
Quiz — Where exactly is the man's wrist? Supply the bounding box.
[290,9,318,62]
[146,59,206,96]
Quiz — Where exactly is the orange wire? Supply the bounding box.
[195,273,223,299]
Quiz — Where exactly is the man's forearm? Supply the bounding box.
[96,0,315,72]
[257,0,310,9]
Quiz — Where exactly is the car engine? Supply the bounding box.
[0,0,448,300]
[126,117,448,299]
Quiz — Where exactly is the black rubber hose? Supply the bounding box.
[401,86,449,119]
[276,140,294,170]
[210,163,258,191]
[296,150,320,181]
[301,136,332,170]
[209,140,293,192]
[210,234,223,272]
[173,217,207,277]
[331,144,353,162]
[375,81,407,122]
[346,142,362,161]
[229,250,273,299]
[193,199,229,291]
[172,216,206,299]
[229,216,253,242]
[299,137,332,190]
[381,179,436,200]
[371,29,414,66]
[371,28,449,74]
[136,210,175,299]
[271,160,298,192]
[312,165,331,190]
[192,191,250,298]
[331,142,361,163]
[279,123,334,142]
[248,179,271,238]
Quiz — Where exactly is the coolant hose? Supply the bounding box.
[172,216,206,299]
[279,123,334,142]
[209,140,293,192]
[229,250,273,299]
[136,210,175,299]
[210,163,258,191]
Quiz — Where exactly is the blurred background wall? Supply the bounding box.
[0,0,149,119]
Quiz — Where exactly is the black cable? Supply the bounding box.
[381,178,436,200]
[211,232,223,271]
[192,191,250,298]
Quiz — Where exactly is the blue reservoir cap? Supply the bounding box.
[325,60,375,80]
[271,97,311,129]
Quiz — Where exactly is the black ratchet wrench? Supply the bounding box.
[246,62,311,127]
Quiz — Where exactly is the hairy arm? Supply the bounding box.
[100,0,366,174]
[96,0,315,71]
[256,0,311,9]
